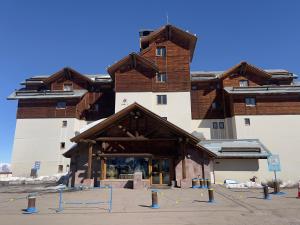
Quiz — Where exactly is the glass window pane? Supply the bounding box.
[212,122,218,129]
[219,122,225,129]
[63,84,73,91]
[57,102,66,109]
[239,80,249,87]
[106,157,149,179]
[156,47,166,57]
[245,97,256,106]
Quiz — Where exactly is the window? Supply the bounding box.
[90,104,99,111]
[106,157,149,179]
[156,46,166,57]
[58,165,63,173]
[60,142,65,149]
[212,122,218,129]
[239,80,249,87]
[62,120,67,127]
[245,118,251,126]
[211,121,226,139]
[245,97,256,106]
[57,101,66,109]
[219,122,225,129]
[212,101,220,110]
[156,73,167,83]
[63,83,73,91]
[157,95,167,105]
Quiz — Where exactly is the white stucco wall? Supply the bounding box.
[191,119,226,139]
[116,92,192,132]
[11,118,87,177]
[229,115,300,182]
[213,159,268,183]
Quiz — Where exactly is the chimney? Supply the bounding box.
[139,29,153,51]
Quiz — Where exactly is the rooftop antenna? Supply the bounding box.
[166,12,169,24]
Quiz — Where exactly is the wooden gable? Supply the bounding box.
[72,103,197,142]
[69,103,216,157]
[44,67,92,90]
[107,53,158,79]
[221,62,272,87]
[140,24,197,61]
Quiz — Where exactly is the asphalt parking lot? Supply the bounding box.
[0,185,300,225]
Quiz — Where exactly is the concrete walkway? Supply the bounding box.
[0,185,300,225]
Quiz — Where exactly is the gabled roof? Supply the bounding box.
[140,24,197,61]
[43,67,93,85]
[70,102,216,157]
[219,61,273,80]
[107,53,159,79]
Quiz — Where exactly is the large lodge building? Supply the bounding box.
[8,24,300,188]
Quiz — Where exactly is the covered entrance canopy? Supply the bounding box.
[64,103,216,188]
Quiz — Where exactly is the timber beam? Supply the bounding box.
[95,137,178,141]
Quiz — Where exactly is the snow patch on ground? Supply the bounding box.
[0,173,67,184]
[225,181,263,189]
[225,180,299,189]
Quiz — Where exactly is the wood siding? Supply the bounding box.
[222,72,268,87]
[115,40,191,92]
[17,91,115,120]
[191,82,224,119]
[17,99,78,119]
[229,94,300,116]
[50,76,88,90]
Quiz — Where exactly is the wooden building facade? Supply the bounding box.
[64,103,214,188]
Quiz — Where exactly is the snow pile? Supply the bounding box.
[225,181,263,189]
[280,180,299,188]
[0,173,67,184]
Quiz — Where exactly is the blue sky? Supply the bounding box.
[0,0,299,163]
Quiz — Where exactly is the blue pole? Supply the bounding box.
[57,188,63,212]
[109,185,112,213]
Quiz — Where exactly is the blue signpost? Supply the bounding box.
[267,154,281,181]
[34,161,41,170]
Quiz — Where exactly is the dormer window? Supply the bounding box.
[156,47,166,57]
[239,80,249,87]
[63,83,73,91]
[156,73,167,83]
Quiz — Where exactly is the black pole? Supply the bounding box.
[263,185,270,200]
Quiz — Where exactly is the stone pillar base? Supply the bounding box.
[82,178,94,187]
[180,179,192,189]
[133,172,143,189]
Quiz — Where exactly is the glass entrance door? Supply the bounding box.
[151,159,170,185]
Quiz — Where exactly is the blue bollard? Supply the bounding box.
[199,178,204,188]
[151,190,160,209]
[23,193,38,214]
[192,178,200,188]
